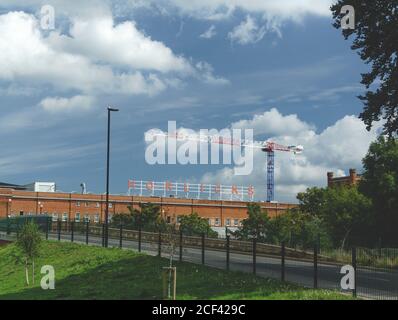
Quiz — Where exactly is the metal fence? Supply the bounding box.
[0,217,397,300]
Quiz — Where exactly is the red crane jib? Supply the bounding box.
[262,142,291,152]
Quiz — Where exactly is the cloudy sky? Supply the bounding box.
[0,1,381,202]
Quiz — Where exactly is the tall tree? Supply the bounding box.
[296,186,372,248]
[179,213,217,238]
[111,203,166,232]
[234,204,271,242]
[360,136,398,245]
[331,1,398,136]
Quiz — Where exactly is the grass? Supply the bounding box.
[321,248,398,269]
[0,241,353,300]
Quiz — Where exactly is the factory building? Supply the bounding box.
[0,184,296,234]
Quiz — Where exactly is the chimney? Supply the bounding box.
[327,172,334,187]
[349,169,357,185]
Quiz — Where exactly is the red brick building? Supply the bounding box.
[0,188,296,227]
[327,168,362,188]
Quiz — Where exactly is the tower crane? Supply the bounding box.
[149,131,303,202]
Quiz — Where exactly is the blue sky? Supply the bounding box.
[0,1,382,202]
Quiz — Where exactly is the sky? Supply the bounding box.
[0,0,382,203]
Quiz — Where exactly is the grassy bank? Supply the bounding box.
[0,241,352,300]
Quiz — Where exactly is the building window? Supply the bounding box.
[215,218,220,226]
[166,216,171,223]
[207,218,212,226]
[177,216,182,223]
[52,213,58,222]
[19,211,24,216]
[226,219,231,226]
[84,215,90,223]
[62,213,68,222]
[96,202,100,208]
[94,214,99,223]
[109,203,113,208]
[234,219,239,226]
[85,202,89,207]
[107,214,113,223]
[76,201,80,207]
[75,213,80,222]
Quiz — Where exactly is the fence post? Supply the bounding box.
[71,220,74,242]
[45,217,49,240]
[158,230,161,257]
[352,247,357,298]
[138,224,142,253]
[314,245,318,289]
[179,228,183,262]
[6,216,10,235]
[105,221,109,247]
[102,223,105,247]
[253,237,257,275]
[119,224,123,248]
[226,235,230,271]
[57,220,61,241]
[201,233,205,265]
[86,221,89,245]
[17,218,19,238]
[281,241,286,282]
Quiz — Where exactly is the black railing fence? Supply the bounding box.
[0,218,397,300]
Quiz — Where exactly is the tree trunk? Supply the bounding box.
[25,258,30,286]
[341,228,352,250]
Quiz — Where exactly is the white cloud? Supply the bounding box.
[195,61,230,85]
[228,15,266,45]
[200,109,382,202]
[39,95,95,112]
[48,15,193,74]
[0,10,227,107]
[231,108,314,136]
[153,0,332,21]
[0,12,170,96]
[200,25,217,39]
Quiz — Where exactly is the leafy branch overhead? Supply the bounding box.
[331,1,398,136]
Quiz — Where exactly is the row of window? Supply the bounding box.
[75,201,113,208]
[173,216,241,227]
[50,213,113,223]
[10,212,240,227]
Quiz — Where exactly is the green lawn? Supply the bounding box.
[0,241,352,300]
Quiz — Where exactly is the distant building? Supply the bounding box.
[0,181,56,192]
[327,169,362,188]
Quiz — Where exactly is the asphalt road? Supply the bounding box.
[1,231,396,299]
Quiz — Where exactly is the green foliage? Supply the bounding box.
[295,186,372,249]
[16,222,42,261]
[111,203,167,232]
[331,1,398,136]
[360,136,398,245]
[179,213,217,238]
[234,204,271,242]
[267,210,332,250]
[320,186,372,248]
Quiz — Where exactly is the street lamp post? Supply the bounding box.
[104,107,119,247]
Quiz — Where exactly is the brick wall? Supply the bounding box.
[0,188,296,226]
